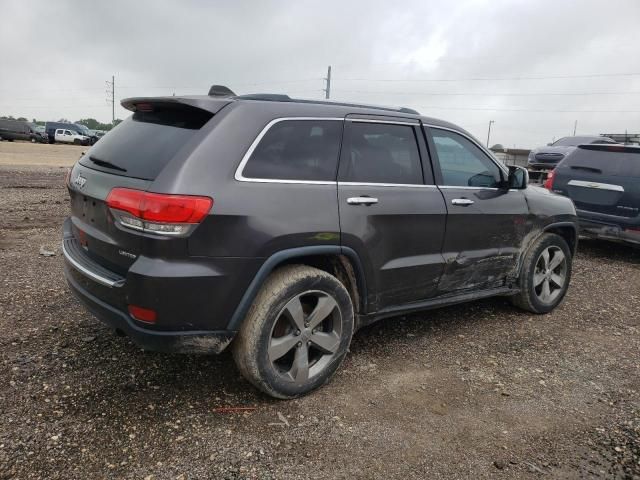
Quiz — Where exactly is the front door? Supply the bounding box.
[338,118,447,312]
[425,126,530,293]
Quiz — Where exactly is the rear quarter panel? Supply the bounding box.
[150,102,344,258]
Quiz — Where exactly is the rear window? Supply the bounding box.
[79,105,213,180]
[341,122,424,185]
[563,147,640,177]
[242,119,342,181]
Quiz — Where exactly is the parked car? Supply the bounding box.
[45,121,99,144]
[546,143,640,246]
[62,92,578,398]
[0,119,48,143]
[54,128,90,145]
[528,135,618,169]
[88,129,106,140]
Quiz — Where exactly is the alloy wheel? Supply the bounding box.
[533,246,567,305]
[268,290,342,385]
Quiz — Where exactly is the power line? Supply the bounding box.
[340,72,640,82]
[413,105,640,113]
[334,89,640,97]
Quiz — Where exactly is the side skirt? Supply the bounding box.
[356,286,518,329]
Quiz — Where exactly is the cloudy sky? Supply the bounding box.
[1,0,639,148]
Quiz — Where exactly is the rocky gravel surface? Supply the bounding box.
[1,164,639,479]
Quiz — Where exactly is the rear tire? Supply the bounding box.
[511,233,572,314]
[232,265,354,399]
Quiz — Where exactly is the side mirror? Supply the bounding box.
[507,165,528,189]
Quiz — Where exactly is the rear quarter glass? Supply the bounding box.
[78,105,213,181]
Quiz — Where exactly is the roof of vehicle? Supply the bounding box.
[120,94,461,131]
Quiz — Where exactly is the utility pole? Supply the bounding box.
[486,120,495,147]
[106,75,115,124]
[573,119,577,136]
[323,66,331,99]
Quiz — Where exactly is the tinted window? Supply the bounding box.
[341,122,423,184]
[243,120,342,181]
[79,104,213,180]
[431,129,502,187]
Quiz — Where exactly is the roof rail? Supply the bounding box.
[233,93,419,115]
[235,93,291,102]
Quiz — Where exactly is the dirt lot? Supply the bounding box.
[0,141,84,167]
[1,144,640,479]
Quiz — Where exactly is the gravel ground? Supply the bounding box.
[1,162,639,479]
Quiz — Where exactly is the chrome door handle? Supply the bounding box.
[451,198,474,206]
[347,196,379,205]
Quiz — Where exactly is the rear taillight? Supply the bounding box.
[543,169,555,190]
[106,188,213,236]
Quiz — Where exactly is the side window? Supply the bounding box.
[242,120,342,181]
[65,130,72,135]
[341,122,423,185]
[430,128,502,188]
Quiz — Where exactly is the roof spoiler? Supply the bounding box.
[578,144,640,154]
[208,85,236,97]
[121,96,231,114]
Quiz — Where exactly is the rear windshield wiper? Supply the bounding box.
[570,165,602,174]
[89,156,127,172]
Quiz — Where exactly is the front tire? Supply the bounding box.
[511,233,572,314]
[233,265,354,399]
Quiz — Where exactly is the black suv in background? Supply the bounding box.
[547,143,640,246]
[62,92,578,398]
[528,135,618,169]
[0,119,48,143]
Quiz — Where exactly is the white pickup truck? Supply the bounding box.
[54,129,90,145]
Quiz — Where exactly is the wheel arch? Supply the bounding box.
[226,246,367,331]
[542,222,578,256]
[515,221,578,283]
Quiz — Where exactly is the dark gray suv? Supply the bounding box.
[63,92,578,398]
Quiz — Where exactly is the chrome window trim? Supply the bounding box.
[423,124,510,178]
[234,117,344,184]
[339,181,437,188]
[567,179,624,192]
[346,118,420,126]
[438,185,521,192]
[438,185,500,190]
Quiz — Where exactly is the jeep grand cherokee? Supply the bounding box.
[63,91,578,398]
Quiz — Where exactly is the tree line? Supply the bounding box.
[0,116,122,130]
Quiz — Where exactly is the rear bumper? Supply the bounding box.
[65,269,235,353]
[61,217,261,353]
[578,216,640,246]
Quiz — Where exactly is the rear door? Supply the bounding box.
[338,117,447,311]
[552,144,640,228]
[67,101,218,274]
[425,126,529,293]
